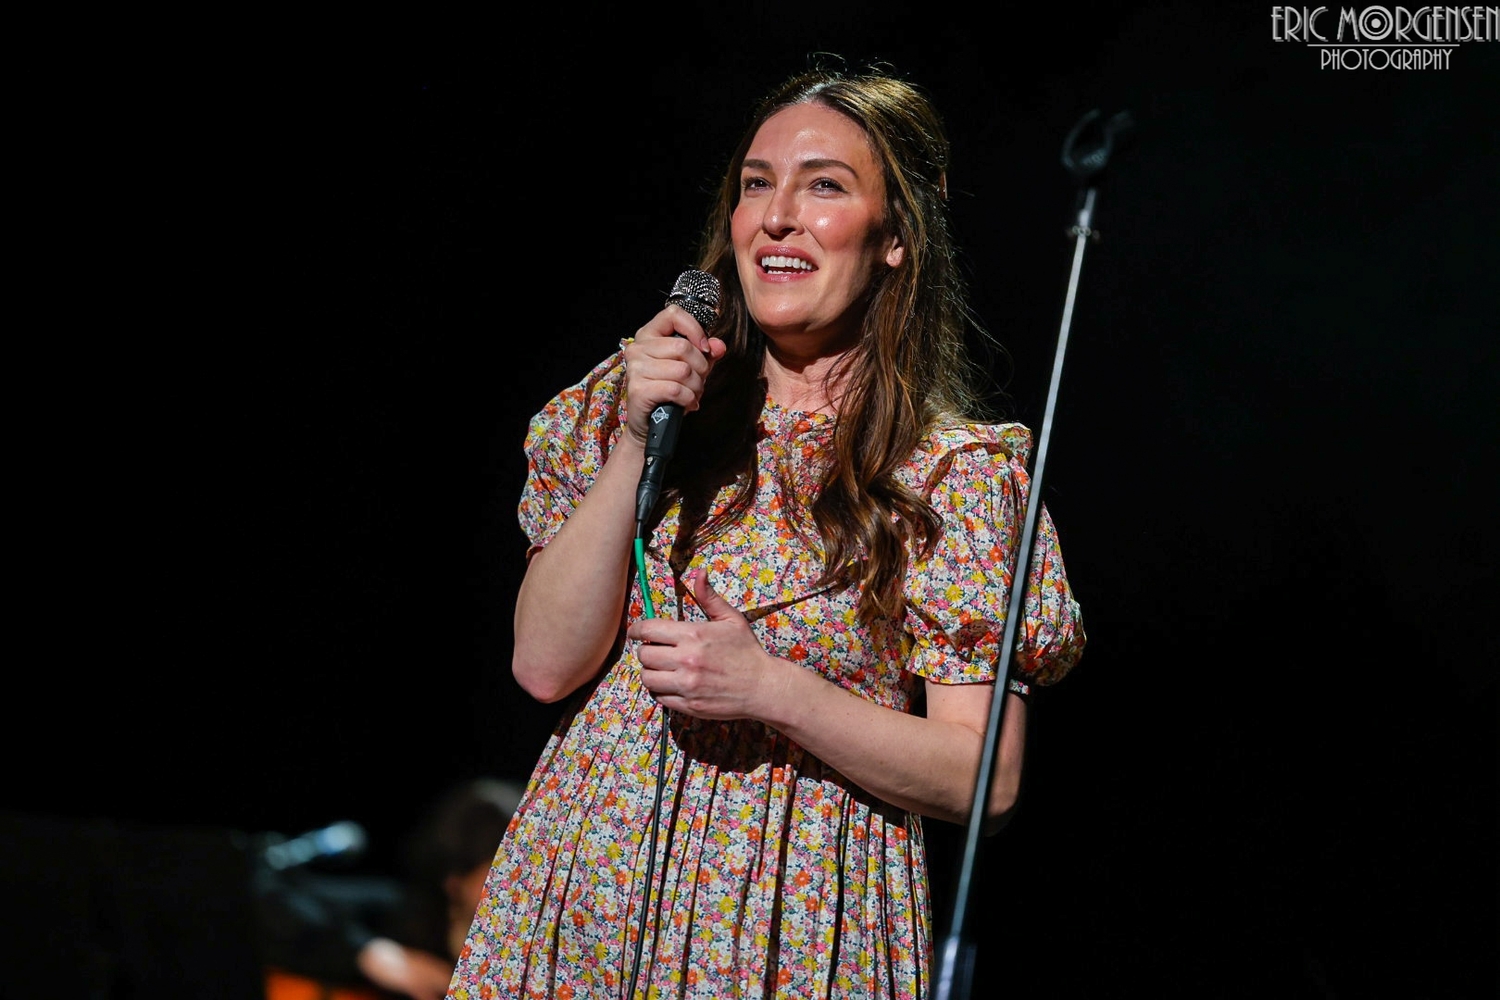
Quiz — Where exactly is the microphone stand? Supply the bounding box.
[933,107,1132,1000]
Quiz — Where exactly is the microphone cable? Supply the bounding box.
[625,270,721,1000]
[625,536,672,1000]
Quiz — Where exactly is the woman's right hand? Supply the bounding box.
[513,304,727,703]
[620,304,727,446]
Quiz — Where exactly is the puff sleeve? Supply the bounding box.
[899,424,1086,688]
[516,348,629,557]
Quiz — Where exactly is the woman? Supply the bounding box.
[450,64,1086,1000]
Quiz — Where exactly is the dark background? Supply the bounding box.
[7,4,1495,997]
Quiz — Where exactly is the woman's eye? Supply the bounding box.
[742,176,769,192]
[813,178,845,192]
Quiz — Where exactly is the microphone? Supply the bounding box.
[1061,108,1135,183]
[634,269,722,532]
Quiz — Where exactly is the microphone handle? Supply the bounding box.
[645,400,685,460]
[645,330,689,462]
[634,323,692,530]
[636,401,682,529]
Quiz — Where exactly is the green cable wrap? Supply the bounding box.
[634,537,656,619]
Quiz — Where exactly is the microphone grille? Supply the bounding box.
[666,269,722,329]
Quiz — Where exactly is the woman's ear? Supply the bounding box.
[886,239,905,268]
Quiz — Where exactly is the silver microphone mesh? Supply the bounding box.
[666,269,722,329]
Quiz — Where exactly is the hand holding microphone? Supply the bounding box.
[630,270,724,533]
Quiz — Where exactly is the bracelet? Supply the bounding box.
[1006,677,1031,698]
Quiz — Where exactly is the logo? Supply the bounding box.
[1271,5,1498,68]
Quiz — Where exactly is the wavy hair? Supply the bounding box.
[663,62,1000,622]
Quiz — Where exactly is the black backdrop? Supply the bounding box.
[8,5,1495,997]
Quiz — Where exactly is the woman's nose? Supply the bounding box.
[763,190,799,237]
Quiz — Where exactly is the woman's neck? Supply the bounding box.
[761,338,856,416]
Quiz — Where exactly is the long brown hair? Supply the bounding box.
[663,62,999,622]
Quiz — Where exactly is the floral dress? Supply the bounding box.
[448,349,1085,1000]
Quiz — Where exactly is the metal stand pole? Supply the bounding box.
[933,107,1132,1000]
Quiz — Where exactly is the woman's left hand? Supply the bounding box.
[628,568,788,721]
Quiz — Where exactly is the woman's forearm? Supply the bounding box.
[760,665,1027,827]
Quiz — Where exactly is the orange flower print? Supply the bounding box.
[447,354,1085,1000]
